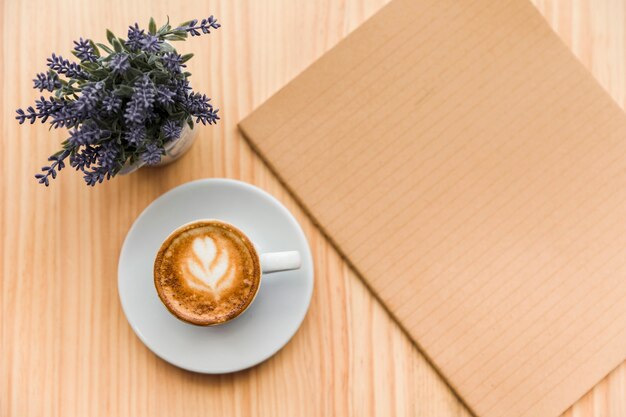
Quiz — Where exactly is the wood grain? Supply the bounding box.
[0,1,624,416]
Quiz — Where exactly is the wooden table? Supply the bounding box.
[2,1,625,416]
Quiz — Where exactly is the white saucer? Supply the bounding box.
[118,179,314,373]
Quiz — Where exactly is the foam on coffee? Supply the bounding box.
[154,220,261,325]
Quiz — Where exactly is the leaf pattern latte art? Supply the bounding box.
[185,236,235,293]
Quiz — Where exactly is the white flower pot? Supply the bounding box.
[119,124,197,175]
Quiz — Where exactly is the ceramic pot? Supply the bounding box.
[119,124,197,175]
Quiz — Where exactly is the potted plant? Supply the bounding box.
[15,16,220,186]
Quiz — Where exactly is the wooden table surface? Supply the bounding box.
[2,1,625,416]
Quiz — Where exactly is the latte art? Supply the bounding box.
[185,236,235,293]
[154,220,261,326]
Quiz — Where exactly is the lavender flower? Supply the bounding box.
[140,34,162,53]
[96,140,119,168]
[172,79,191,101]
[74,83,104,117]
[162,120,182,140]
[15,107,37,124]
[73,38,97,62]
[184,92,220,125]
[49,104,82,128]
[33,72,61,92]
[123,98,144,125]
[70,145,98,171]
[68,123,107,146]
[124,75,156,124]
[156,85,176,106]
[125,23,145,51]
[109,53,130,75]
[17,16,221,186]
[16,96,77,127]
[35,150,70,187]
[47,53,89,79]
[34,96,64,123]
[141,143,162,165]
[101,93,122,114]
[83,167,109,186]
[161,52,185,72]
[124,125,146,146]
[133,75,155,108]
[182,16,220,36]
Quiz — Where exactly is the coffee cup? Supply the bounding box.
[154,219,301,326]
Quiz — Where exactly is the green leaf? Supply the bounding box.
[164,33,187,41]
[152,70,170,82]
[157,16,171,35]
[80,62,99,72]
[90,68,111,78]
[114,85,135,97]
[96,43,114,54]
[149,17,157,35]
[181,53,194,63]
[187,117,194,130]
[159,43,174,53]
[89,40,101,57]
[106,29,116,45]
[132,58,152,71]
[111,38,123,53]
[178,20,193,28]
[124,67,143,82]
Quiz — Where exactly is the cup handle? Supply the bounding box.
[260,251,302,273]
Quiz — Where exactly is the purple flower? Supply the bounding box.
[133,75,155,108]
[109,53,130,75]
[141,143,162,165]
[73,38,97,62]
[34,96,64,123]
[162,120,182,140]
[15,107,37,124]
[181,16,220,37]
[68,123,107,146]
[123,98,144,125]
[47,53,89,79]
[101,93,122,114]
[16,96,64,124]
[97,141,120,174]
[125,125,146,146]
[74,82,104,117]
[70,145,98,171]
[172,79,191,101]
[161,52,185,73]
[33,72,61,92]
[35,150,70,187]
[125,23,145,51]
[140,34,162,53]
[184,92,220,125]
[156,85,176,106]
[49,104,82,129]
[83,167,110,186]
[124,75,155,124]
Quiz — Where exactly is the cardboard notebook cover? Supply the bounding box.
[239,0,626,416]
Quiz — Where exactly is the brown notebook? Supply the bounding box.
[239,0,626,416]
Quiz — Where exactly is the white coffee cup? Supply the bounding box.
[154,219,302,326]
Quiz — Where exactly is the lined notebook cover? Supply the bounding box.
[239,0,626,416]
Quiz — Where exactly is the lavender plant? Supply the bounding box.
[16,17,221,186]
